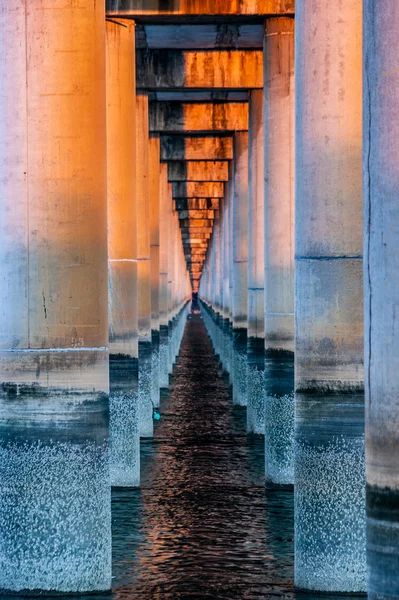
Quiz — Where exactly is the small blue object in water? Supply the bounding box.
[154,411,161,421]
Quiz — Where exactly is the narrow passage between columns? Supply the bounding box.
[111,306,293,599]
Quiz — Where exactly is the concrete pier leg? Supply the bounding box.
[247,90,265,434]
[149,135,161,408]
[263,18,295,486]
[295,1,366,591]
[136,93,153,438]
[0,1,110,592]
[159,166,170,389]
[364,4,399,598]
[222,186,231,374]
[232,133,249,406]
[106,20,139,487]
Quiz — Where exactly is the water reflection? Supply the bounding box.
[6,312,365,600]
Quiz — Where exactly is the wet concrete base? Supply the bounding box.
[138,341,153,438]
[367,485,399,600]
[0,383,111,593]
[151,331,160,408]
[295,393,366,592]
[110,355,140,487]
[232,328,248,407]
[264,352,295,487]
[247,337,265,434]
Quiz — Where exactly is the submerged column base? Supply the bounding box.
[232,327,247,406]
[0,350,111,594]
[246,337,265,434]
[110,355,140,488]
[295,393,366,592]
[139,341,154,438]
[151,330,160,408]
[264,351,295,487]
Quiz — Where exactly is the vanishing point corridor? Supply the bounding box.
[112,307,293,600]
[2,1,399,598]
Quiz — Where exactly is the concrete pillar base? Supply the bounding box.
[159,325,170,389]
[246,337,265,434]
[232,328,247,406]
[295,393,366,592]
[139,341,154,438]
[110,355,140,487]
[264,351,294,487]
[151,330,160,408]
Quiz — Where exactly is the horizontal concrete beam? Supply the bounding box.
[142,24,264,49]
[150,102,248,133]
[180,218,214,227]
[181,232,211,239]
[178,210,215,219]
[174,198,220,209]
[107,1,295,19]
[151,91,248,102]
[168,161,229,181]
[137,50,263,89]
[172,181,224,198]
[161,136,232,161]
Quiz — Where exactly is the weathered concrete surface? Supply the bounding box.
[0,0,110,593]
[263,18,295,483]
[149,135,161,408]
[143,24,264,49]
[161,135,232,161]
[246,89,265,435]
[364,4,399,599]
[136,93,153,438]
[107,0,295,18]
[178,209,215,220]
[150,102,248,133]
[159,165,170,388]
[232,133,249,407]
[295,1,365,593]
[172,182,224,198]
[168,161,229,182]
[153,91,248,102]
[106,20,140,488]
[175,198,220,210]
[137,50,262,89]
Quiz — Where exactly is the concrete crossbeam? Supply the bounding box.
[137,50,262,90]
[168,161,229,181]
[161,136,232,161]
[174,198,220,210]
[177,210,215,219]
[141,24,264,50]
[150,102,248,133]
[107,1,295,18]
[172,181,224,198]
[180,218,213,228]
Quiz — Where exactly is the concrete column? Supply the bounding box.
[106,20,139,487]
[364,4,399,598]
[263,18,295,485]
[136,93,153,438]
[232,133,249,406]
[223,182,232,376]
[0,1,110,593]
[295,1,365,591]
[159,167,170,389]
[247,89,265,434]
[149,135,161,408]
[167,203,175,373]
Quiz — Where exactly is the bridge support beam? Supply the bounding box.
[159,165,170,389]
[263,18,295,486]
[106,20,140,487]
[295,0,366,591]
[0,1,110,592]
[246,90,265,435]
[136,94,153,438]
[364,4,399,598]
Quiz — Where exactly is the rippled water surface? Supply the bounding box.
[112,311,295,600]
